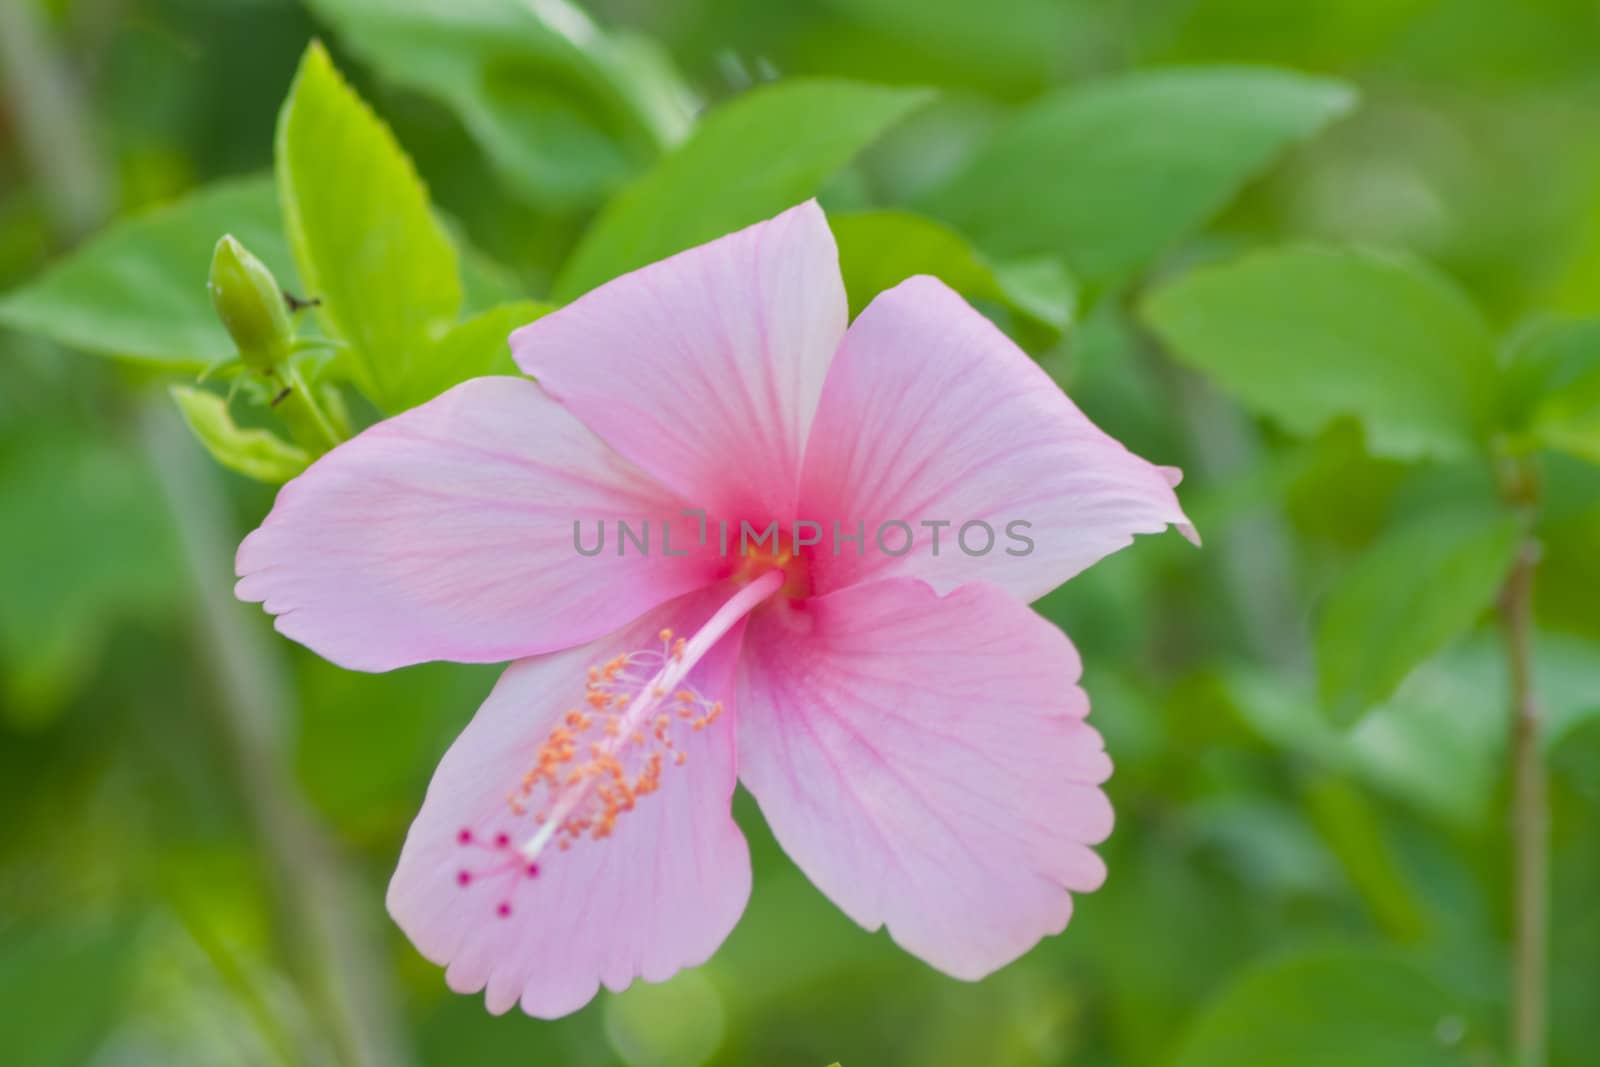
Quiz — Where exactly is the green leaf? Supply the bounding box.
[1539,467,1600,640]
[829,210,1075,333]
[276,41,462,411]
[0,921,138,1067]
[1304,778,1431,941]
[1316,509,1520,726]
[803,0,1090,96]
[1232,630,1600,829]
[1552,712,1600,811]
[304,0,693,207]
[1502,317,1600,465]
[1172,947,1480,1067]
[394,299,548,411]
[0,427,181,724]
[919,67,1356,284]
[169,385,311,484]
[1143,246,1499,460]
[458,240,527,313]
[0,177,293,369]
[554,79,932,300]
[0,160,518,378]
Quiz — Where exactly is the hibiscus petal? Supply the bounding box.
[237,377,717,672]
[736,577,1112,980]
[799,275,1193,601]
[387,590,751,1017]
[511,201,846,522]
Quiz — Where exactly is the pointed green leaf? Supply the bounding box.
[920,67,1356,283]
[170,385,312,484]
[554,79,932,300]
[276,41,461,410]
[1143,246,1499,460]
[395,300,549,411]
[0,177,291,368]
[1502,317,1600,465]
[1316,509,1520,727]
[303,0,692,207]
[829,210,1074,335]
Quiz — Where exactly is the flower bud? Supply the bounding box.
[208,234,294,372]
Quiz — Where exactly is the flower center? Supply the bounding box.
[737,538,812,599]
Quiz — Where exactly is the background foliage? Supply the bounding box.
[1,1,1598,1065]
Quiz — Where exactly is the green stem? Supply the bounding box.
[277,361,346,451]
[1497,458,1546,1067]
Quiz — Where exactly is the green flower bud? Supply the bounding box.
[208,234,294,372]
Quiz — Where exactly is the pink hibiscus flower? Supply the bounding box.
[236,201,1193,1017]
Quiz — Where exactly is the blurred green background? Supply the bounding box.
[1,1,1598,1065]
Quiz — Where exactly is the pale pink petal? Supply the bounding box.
[511,201,846,522]
[799,275,1193,601]
[237,377,719,672]
[387,589,751,1018]
[735,577,1112,980]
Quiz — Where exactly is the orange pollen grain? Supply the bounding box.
[507,629,724,857]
